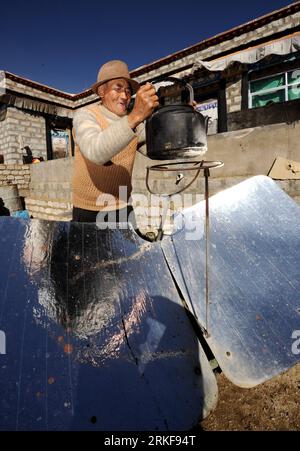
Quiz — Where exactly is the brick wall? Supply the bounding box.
[226,77,242,113]
[1,108,47,164]
[0,163,30,190]
[0,117,7,161]
[25,158,73,221]
[25,197,72,221]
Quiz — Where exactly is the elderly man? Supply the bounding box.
[72,60,159,224]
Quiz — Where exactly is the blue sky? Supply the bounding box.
[0,0,296,93]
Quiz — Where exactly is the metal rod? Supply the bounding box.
[145,160,224,337]
[204,167,210,337]
[146,160,223,196]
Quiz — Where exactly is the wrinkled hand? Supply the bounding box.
[128,83,159,129]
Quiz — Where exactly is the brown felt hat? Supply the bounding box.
[91,60,140,94]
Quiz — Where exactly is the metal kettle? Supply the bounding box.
[146,77,209,160]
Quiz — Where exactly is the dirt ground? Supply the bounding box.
[200,363,300,431]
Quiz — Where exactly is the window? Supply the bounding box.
[249,68,300,108]
[46,116,74,160]
[50,129,70,159]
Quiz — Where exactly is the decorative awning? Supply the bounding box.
[193,31,300,73]
[0,93,70,117]
[0,93,57,115]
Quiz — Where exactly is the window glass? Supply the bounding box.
[288,70,300,85]
[288,84,300,101]
[51,130,70,159]
[252,90,285,108]
[250,74,284,93]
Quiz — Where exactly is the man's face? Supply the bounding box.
[99,78,132,116]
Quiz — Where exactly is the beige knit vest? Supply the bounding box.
[72,104,138,211]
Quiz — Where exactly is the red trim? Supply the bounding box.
[4,71,94,100]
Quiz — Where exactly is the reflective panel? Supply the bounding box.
[0,217,217,431]
[162,176,300,387]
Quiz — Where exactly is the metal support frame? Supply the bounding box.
[146,160,224,336]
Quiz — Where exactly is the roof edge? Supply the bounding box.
[131,1,300,77]
[3,71,94,101]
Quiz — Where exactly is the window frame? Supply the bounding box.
[248,68,300,108]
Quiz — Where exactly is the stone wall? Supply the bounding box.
[226,77,242,113]
[1,108,47,164]
[25,158,73,221]
[0,163,30,190]
[0,116,7,161]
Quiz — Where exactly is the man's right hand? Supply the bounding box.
[128,82,159,129]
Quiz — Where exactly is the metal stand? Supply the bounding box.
[146,160,224,337]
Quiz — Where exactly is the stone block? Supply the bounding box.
[228,104,241,113]
[6,118,19,124]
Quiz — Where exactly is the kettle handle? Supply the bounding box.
[150,76,194,104]
[204,115,210,133]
